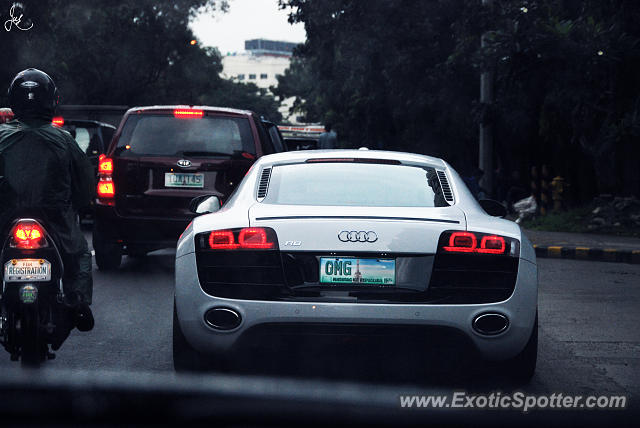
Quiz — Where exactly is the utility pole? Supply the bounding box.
[479,0,493,197]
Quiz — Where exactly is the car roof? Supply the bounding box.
[126,105,255,117]
[62,119,116,128]
[255,149,447,168]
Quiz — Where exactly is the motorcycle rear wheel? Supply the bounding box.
[20,304,43,367]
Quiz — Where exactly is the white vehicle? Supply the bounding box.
[174,150,538,381]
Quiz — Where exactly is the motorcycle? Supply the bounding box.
[0,214,71,366]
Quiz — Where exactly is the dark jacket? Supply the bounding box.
[0,119,94,254]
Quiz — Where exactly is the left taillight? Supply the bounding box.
[197,227,278,251]
[438,230,518,257]
[97,154,115,202]
[10,220,48,249]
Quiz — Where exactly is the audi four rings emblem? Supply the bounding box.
[338,231,378,243]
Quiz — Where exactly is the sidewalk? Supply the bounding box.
[523,229,640,264]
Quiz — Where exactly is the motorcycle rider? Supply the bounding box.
[0,68,94,338]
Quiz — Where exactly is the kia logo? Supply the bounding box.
[177,159,191,168]
[338,231,378,243]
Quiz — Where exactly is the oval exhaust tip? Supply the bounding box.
[205,307,241,331]
[473,313,509,335]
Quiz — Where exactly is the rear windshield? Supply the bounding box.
[64,125,104,156]
[115,114,256,156]
[263,163,449,207]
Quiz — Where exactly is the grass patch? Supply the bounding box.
[520,206,593,233]
[521,205,640,237]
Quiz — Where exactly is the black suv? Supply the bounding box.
[93,106,283,269]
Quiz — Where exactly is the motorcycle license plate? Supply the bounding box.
[3,259,51,282]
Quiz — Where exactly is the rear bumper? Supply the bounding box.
[95,205,190,248]
[175,251,538,361]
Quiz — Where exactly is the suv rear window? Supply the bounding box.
[115,114,256,156]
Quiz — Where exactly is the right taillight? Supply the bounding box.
[439,230,518,257]
[198,227,278,251]
[97,154,115,203]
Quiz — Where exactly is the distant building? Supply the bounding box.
[220,39,300,122]
[245,39,297,57]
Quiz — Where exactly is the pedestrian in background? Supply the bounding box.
[317,123,337,149]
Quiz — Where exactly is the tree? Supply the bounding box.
[0,0,281,121]
[278,0,640,198]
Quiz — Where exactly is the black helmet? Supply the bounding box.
[8,68,59,120]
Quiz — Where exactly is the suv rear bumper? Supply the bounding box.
[95,204,190,249]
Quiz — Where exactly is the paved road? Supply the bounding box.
[1,238,638,409]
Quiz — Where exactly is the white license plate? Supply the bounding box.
[164,173,204,188]
[319,257,395,285]
[3,259,52,282]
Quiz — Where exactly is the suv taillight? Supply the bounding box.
[10,220,48,249]
[98,156,113,174]
[97,154,115,202]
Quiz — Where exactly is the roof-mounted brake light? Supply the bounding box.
[174,109,204,119]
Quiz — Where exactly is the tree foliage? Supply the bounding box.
[277,0,640,198]
[0,0,282,121]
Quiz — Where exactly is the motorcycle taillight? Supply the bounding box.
[10,220,49,249]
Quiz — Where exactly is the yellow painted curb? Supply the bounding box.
[603,249,618,261]
[575,247,590,259]
[547,246,562,257]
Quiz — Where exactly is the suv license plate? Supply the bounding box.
[4,259,52,282]
[319,257,395,285]
[164,173,204,188]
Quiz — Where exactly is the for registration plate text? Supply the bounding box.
[164,173,204,188]
[3,259,52,282]
[319,257,395,285]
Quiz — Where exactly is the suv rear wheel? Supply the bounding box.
[93,221,122,270]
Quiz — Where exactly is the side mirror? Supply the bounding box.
[479,199,507,218]
[189,195,221,215]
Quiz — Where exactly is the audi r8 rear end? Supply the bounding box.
[174,150,538,381]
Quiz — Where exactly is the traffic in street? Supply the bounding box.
[1,232,637,398]
[2,1,640,426]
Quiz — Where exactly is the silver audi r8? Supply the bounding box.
[174,150,538,381]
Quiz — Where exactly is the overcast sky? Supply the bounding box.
[190,0,307,55]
